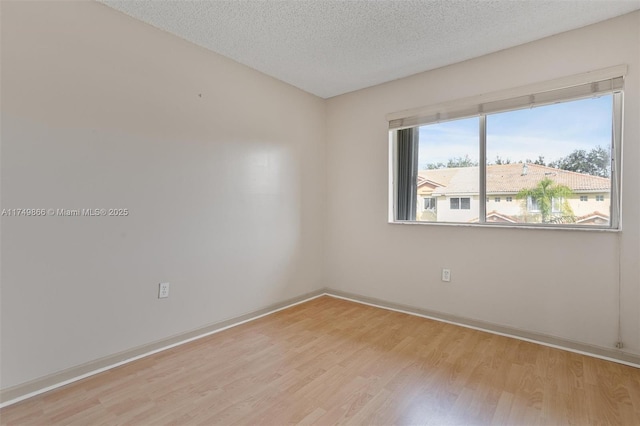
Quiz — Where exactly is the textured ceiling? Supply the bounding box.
[99,0,640,99]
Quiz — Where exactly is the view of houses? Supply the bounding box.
[417,163,610,225]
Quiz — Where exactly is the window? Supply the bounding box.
[528,196,562,213]
[423,197,436,210]
[450,197,470,210]
[527,196,540,212]
[390,68,623,228]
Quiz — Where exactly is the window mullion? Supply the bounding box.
[479,115,487,224]
[611,91,622,229]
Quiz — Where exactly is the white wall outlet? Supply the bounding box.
[158,282,170,299]
[441,269,451,282]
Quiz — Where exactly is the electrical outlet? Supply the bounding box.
[158,282,170,299]
[441,269,451,282]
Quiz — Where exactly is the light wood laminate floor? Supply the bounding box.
[2,296,639,425]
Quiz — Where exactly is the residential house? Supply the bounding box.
[417,163,610,225]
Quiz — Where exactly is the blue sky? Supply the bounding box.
[418,95,613,169]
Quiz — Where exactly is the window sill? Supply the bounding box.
[388,220,620,232]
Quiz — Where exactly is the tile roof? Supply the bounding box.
[418,163,609,195]
[468,210,518,223]
[575,211,610,223]
[416,175,445,188]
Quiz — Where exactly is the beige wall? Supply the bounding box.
[326,12,640,355]
[1,1,326,389]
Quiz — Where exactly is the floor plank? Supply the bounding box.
[2,296,639,425]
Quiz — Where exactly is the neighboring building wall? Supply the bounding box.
[486,195,522,216]
[487,192,611,221]
[570,193,610,217]
[435,195,479,222]
[421,192,611,223]
[422,191,611,223]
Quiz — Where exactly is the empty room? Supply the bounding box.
[1,0,640,424]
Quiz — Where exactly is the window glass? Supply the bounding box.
[423,197,436,210]
[486,96,612,226]
[417,117,479,222]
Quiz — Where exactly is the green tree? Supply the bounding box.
[423,155,478,170]
[549,146,610,177]
[446,155,478,168]
[533,155,545,166]
[517,178,575,223]
[424,162,446,170]
[493,155,512,165]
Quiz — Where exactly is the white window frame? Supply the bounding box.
[528,196,562,213]
[423,197,436,210]
[388,66,625,230]
[450,197,471,210]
